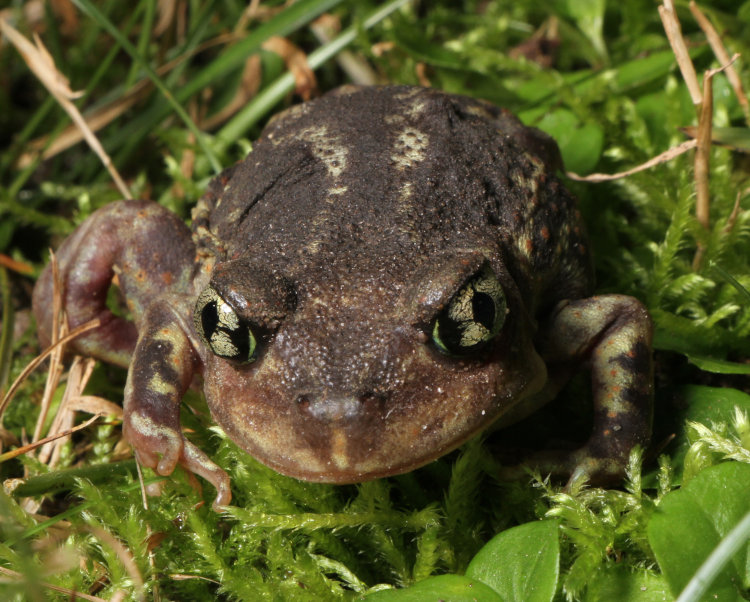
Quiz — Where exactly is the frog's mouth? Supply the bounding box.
[202,343,546,483]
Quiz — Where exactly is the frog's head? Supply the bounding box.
[192,250,547,483]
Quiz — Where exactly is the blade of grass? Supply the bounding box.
[0,96,56,179]
[127,0,157,89]
[0,268,13,398]
[217,0,413,146]
[114,0,348,167]
[2,5,145,204]
[71,0,348,174]
[171,0,347,103]
[711,262,750,304]
[70,0,222,174]
[675,509,750,602]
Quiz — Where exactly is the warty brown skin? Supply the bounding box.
[33,85,653,508]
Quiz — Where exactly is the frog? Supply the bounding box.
[33,85,653,509]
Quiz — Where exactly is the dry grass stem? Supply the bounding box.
[16,88,148,169]
[0,413,102,463]
[38,357,98,466]
[690,1,750,125]
[567,139,698,182]
[66,395,123,418]
[0,254,34,274]
[15,32,239,167]
[0,19,132,198]
[694,69,714,232]
[692,55,739,270]
[0,319,100,421]
[33,255,66,446]
[154,0,177,37]
[236,0,285,32]
[169,573,222,585]
[659,0,702,106]
[722,192,743,236]
[199,55,262,131]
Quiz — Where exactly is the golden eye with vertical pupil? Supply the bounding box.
[431,266,507,355]
[194,286,258,363]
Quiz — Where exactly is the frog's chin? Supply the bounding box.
[202,349,547,483]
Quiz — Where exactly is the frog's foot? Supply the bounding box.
[124,295,232,510]
[124,410,231,509]
[508,294,653,487]
[497,446,630,488]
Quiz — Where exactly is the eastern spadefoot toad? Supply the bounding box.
[33,85,653,508]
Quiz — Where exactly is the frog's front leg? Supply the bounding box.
[33,200,230,507]
[540,294,653,484]
[32,200,195,366]
[123,296,231,509]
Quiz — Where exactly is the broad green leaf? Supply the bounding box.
[535,109,604,174]
[648,462,750,600]
[664,386,750,474]
[584,565,671,602]
[465,520,559,602]
[687,356,750,375]
[616,49,680,91]
[365,574,504,601]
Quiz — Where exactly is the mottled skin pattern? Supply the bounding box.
[33,86,653,508]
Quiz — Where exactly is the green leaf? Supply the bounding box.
[535,109,604,174]
[583,565,671,602]
[665,386,750,474]
[648,462,750,600]
[465,520,559,602]
[365,575,504,601]
[557,0,607,63]
[687,356,750,375]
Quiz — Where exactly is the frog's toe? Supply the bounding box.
[497,446,629,488]
[181,440,232,509]
[123,410,184,476]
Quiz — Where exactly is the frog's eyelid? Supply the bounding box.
[408,251,489,321]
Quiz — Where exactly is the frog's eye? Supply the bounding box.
[431,266,507,356]
[194,286,258,363]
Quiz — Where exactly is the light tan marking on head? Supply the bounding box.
[298,125,348,179]
[392,127,429,169]
[465,104,495,120]
[404,99,426,119]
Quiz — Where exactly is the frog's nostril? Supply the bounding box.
[296,394,310,409]
[296,394,361,422]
